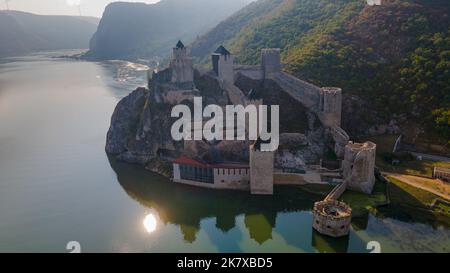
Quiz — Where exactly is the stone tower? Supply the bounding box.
[261,48,281,79]
[319,87,342,127]
[249,139,274,195]
[342,141,377,194]
[212,45,234,84]
[170,40,194,87]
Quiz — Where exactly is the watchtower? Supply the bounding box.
[319,87,342,127]
[261,48,281,79]
[212,45,234,85]
[170,40,194,87]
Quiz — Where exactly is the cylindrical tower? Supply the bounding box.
[342,141,377,194]
[312,200,352,237]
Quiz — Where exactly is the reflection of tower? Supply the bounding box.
[351,210,369,231]
[311,229,349,253]
[244,213,275,245]
[212,45,234,84]
[215,214,236,232]
[179,224,199,243]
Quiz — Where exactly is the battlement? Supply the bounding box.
[321,87,342,95]
[346,141,376,151]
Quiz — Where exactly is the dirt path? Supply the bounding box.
[385,172,450,201]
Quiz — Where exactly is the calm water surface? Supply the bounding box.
[0,52,449,253]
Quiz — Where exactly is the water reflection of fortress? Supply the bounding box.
[109,157,370,252]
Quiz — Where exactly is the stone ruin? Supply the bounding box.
[313,200,352,238]
[342,141,377,194]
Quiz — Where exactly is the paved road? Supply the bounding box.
[410,152,450,162]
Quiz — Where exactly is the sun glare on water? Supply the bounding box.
[143,213,158,233]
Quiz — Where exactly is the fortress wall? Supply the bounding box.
[273,171,322,185]
[331,126,350,158]
[235,69,263,80]
[272,72,322,110]
[222,82,247,105]
[325,181,348,201]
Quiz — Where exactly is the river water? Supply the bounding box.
[0,52,448,253]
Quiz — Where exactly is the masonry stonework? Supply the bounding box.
[342,141,377,194]
[312,200,352,237]
[319,87,342,127]
[250,141,274,195]
[261,48,281,79]
[170,41,194,87]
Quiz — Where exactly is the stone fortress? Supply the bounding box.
[150,41,377,237]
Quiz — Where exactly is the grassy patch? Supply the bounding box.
[339,180,388,217]
[388,177,449,218]
[393,160,450,177]
[367,134,450,177]
[389,177,436,207]
[371,177,450,227]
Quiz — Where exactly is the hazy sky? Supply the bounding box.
[1,0,161,18]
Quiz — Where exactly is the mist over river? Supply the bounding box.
[0,52,448,253]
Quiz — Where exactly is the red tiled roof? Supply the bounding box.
[173,156,249,169]
[173,156,207,168]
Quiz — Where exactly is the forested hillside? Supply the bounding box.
[0,11,99,57]
[86,0,252,61]
[191,0,450,143]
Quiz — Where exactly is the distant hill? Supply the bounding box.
[85,0,253,61]
[191,0,450,143]
[0,11,99,57]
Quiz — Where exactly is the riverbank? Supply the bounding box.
[386,177,450,226]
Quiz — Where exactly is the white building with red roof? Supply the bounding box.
[172,156,251,190]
